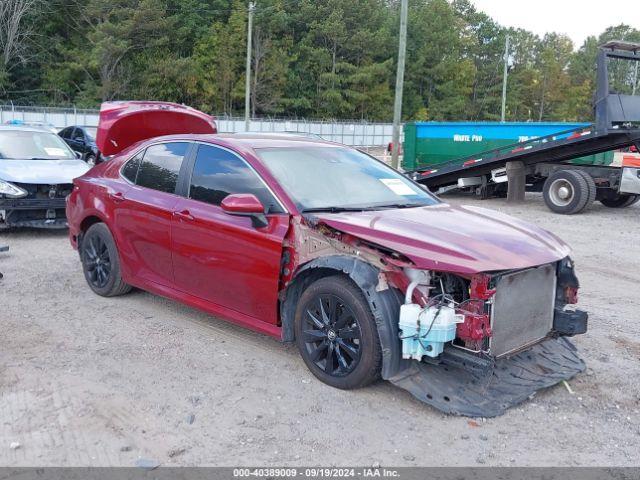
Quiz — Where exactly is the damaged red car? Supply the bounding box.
[66,102,588,417]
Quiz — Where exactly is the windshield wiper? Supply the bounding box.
[301,206,371,213]
[372,202,425,209]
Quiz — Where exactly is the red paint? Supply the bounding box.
[67,102,574,341]
[469,273,496,300]
[96,101,217,156]
[221,193,265,214]
[457,274,494,344]
[313,205,571,274]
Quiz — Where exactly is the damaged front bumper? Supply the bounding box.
[388,258,588,417]
[0,189,70,229]
[388,337,585,417]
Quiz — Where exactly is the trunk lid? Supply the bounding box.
[96,101,217,156]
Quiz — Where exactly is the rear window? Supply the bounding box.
[135,142,189,194]
[0,130,76,160]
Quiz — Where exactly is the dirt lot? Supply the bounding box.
[1,194,639,467]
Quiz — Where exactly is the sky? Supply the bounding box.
[470,0,640,48]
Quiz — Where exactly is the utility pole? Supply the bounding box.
[500,34,510,123]
[244,1,255,132]
[391,0,408,170]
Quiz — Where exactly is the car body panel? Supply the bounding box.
[96,101,217,156]
[0,159,90,184]
[311,203,571,274]
[171,197,290,324]
[112,183,180,286]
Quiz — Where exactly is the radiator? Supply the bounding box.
[490,263,557,358]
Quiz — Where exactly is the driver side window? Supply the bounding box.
[188,144,283,213]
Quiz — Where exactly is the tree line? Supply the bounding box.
[1,0,639,122]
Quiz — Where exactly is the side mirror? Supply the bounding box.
[221,193,268,228]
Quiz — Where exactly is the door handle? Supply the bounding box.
[174,209,195,221]
[108,192,126,204]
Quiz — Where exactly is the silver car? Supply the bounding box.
[0,126,90,229]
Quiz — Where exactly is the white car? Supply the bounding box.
[0,126,90,229]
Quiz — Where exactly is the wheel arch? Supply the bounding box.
[280,255,405,380]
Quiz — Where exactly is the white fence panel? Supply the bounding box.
[0,105,402,147]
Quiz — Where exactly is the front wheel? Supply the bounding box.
[85,154,97,167]
[81,223,132,297]
[294,276,382,390]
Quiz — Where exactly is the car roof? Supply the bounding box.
[143,133,343,151]
[182,133,345,149]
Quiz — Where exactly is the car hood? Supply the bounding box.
[312,203,570,274]
[0,159,90,184]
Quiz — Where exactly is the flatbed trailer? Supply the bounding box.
[407,41,640,214]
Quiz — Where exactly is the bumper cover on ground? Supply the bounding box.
[387,337,585,417]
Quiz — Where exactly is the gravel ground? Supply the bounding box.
[0,193,639,467]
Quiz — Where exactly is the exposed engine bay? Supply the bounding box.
[390,258,587,416]
[285,214,588,417]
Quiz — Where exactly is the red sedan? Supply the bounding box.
[66,102,588,417]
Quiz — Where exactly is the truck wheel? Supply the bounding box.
[574,170,596,209]
[543,170,590,214]
[600,193,640,208]
[294,275,382,390]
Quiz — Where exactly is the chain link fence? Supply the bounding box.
[0,104,401,148]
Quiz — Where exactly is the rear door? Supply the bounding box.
[171,143,289,324]
[115,141,193,286]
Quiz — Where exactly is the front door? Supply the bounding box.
[113,141,191,286]
[171,143,289,324]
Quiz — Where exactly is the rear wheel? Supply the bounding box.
[600,193,639,208]
[294,276,381,390]
[542,170,590,214]
[81,223,131,297]
[574,170,596,209]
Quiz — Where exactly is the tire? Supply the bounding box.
[85,154,97,167]
[600,193,639,208]
[542,170,591,214]
[80,223,132,297]
[574,170,596,209]
[294,275,382,390]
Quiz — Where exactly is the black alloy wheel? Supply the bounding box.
[302,294,362,377]
[83,234,111,289]
[294,276,382,389]
[81,223,132,297]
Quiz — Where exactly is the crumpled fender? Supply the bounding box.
[281,255,410,379]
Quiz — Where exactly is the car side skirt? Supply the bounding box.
[129,277,282,339]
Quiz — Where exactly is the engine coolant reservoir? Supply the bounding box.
[399,303,464,360]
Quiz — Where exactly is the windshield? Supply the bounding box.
[256,146,439,212]
[0,130,76,160]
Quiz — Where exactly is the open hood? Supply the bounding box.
[96,101,217,156]
[313,204,570,274]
